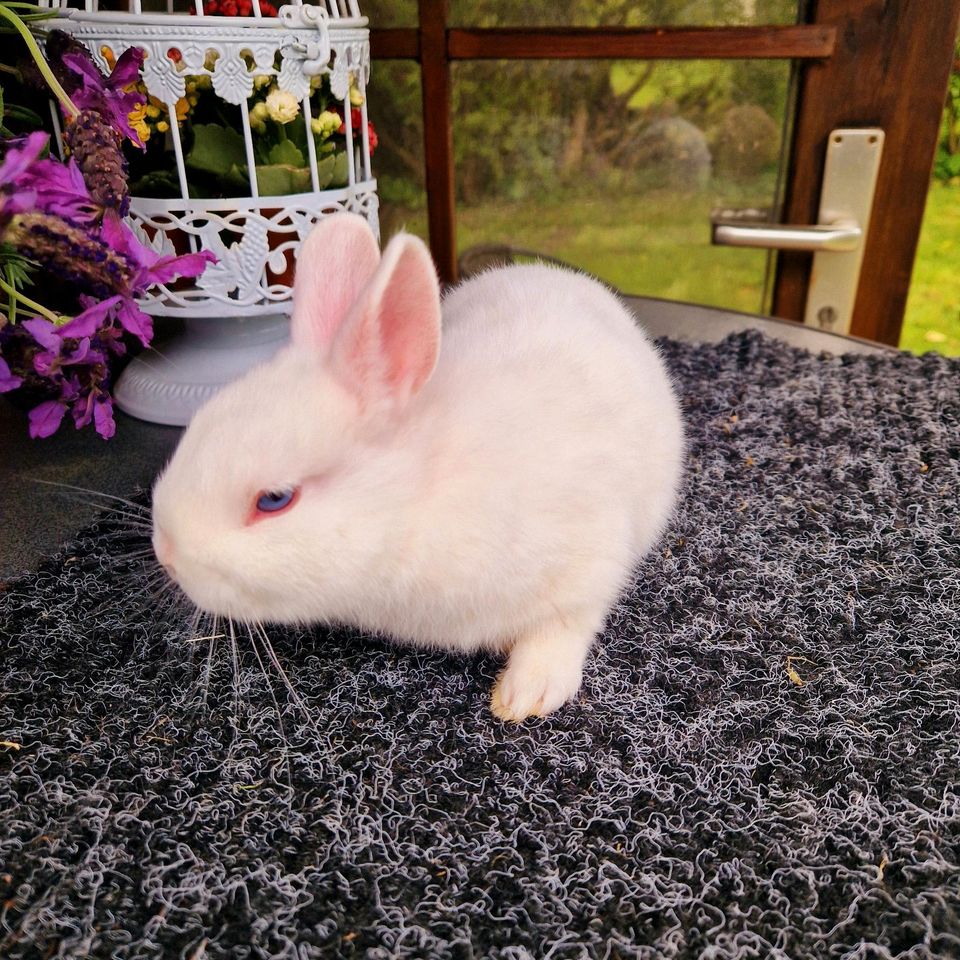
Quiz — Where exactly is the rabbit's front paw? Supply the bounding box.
[490,645,585,723]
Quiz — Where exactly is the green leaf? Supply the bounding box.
[1,246,37,291]
[253,164,295,196]
[3,102,44,127]
[329,151,349,188]
[266,139,305,167]
[287,118,307,150]
[253,137,270,165]
[314,153,336,189]
[254,163,313,196]
[129,168,182,199]
[185,124,247,177]
[224,163,252,191]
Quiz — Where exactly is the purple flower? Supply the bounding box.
[16,318,116,440]
[1,122,128,223]
[69,384,116,437]
[63,110,131,215]
[60,292,151,347]
[0,356,23,393]
[62,48,146,148]
[2,134,216,441]
[23,317,104,376]
[58,212,217,347]
[101,210,217,288]
[0,132,47,188]
[22,316,59,351]
[0,132,100,227]
[28,399,69,439]
[0,131,47,220]
[26,157,99,222]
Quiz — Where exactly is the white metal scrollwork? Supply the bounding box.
[41,0,377,319]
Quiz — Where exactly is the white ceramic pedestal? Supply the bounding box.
[113,314,290,427]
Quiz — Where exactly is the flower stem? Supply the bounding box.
[0,275,64,325]
[0,4,79,118]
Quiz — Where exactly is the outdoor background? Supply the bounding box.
[362,0,960,355]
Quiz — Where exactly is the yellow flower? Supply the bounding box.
[311,110,341,139]
[254,75,273,90]
[249,100,269,134]
[128,103,151,143]
[349,84,364,107]
[156,120,170,133]
[174,97,190,122]
[146,104,161,119]
[265,88,299,124]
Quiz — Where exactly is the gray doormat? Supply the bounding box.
[2,330,958,959]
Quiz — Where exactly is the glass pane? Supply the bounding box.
[899,40,960,356]
[366,60,428,242]
[438,58,795,314]
[448,0,802,28]
[363,0,417,28]
[900,182,960,356]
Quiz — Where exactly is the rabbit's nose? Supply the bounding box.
[153,528,176,574]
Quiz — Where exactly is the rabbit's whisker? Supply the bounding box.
[228,618,241,720]
[246,622,295,798]
[31,478,150,514]
[199,613,218,709]
[253,620,310,718]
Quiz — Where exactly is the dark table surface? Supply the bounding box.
[0,297,894,579]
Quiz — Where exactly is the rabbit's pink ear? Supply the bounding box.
[330,231,441,407]
[290,213,381,351]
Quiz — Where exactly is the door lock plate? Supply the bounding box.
[805,128,884,334]
[711,128,885,335]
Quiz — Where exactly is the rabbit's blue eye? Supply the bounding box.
[256,488,297,513]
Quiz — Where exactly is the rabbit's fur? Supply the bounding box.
[152,213,684,721]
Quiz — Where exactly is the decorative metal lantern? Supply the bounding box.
[40,0,377,424]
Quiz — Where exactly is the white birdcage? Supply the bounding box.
[40,0,377,424]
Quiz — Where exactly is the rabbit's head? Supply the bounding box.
[151,213,441,624]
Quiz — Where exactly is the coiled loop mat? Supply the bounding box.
[2,332,958,959]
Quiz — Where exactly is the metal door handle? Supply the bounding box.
[708,127,885,335]
[712,221,862,253]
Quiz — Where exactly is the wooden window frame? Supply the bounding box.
[370,0,960,346]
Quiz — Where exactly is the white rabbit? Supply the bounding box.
[151,213,684,722]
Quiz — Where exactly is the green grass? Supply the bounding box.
[459,193,773,314]
[381,188,774,315]
[900,181,960,356]
[382,180,960,352]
